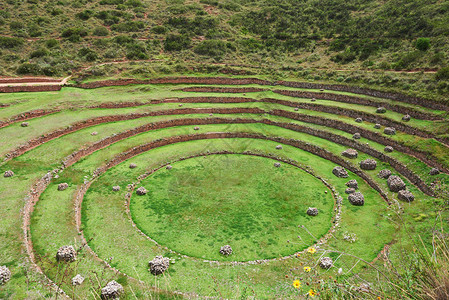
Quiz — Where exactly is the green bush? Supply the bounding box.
[151,25,167,34]
[17,63,41,75]
[0,36,24,48]
[415,37,430,51]
[93,26,109,36]
[164,34,191,51]
[30,48,49,58]
[435,67,449,81]
[78,48,98,61]
[99,0,124,4]
[76,10,94,20]
[45,39,59,48]
[194,40,228,57]
[111,21,145,32]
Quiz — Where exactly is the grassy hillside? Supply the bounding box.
[0,0,448,81]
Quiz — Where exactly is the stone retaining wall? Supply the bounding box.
[0,85,62,93]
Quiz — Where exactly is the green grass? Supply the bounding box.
[0,79,448,299]
[131,154,334,261]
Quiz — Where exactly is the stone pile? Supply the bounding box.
[398,190,414,202]
[148,256,170,275]
[101,281,124,299]
[346,179,358,189]
[307,207,319,216]
[320,257,333,269]
[341,149,358,159]
[384,127,396,135]
[0,266,11,285]
[220,245,233,256]
[58,183,69,191]
[136,187,147,195]
[56,245,77,262]
[360,159,377,170]
[348,192,364,206]
[332,166,348,178]
[378,169,392,179]
[3,170,14,177]
[387,175,406,192]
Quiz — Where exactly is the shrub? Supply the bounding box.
[111,21,145,32]
[61,27,88,38]
[113,35,134,45]
[164,34,191,51]
[125,0,143,7]
[45,39,59,48]
[17,63,41,75]
[0,36,24,48]
[151,25,167,34]
[10,21,24,30]
[76,10,94,20]
[78,48,98,61]
[415,37,430,51]
[435,67,449,81]
[93,26,109,36]
[30,48,49,58]
[194,40,228,57]
[99,0,124,4]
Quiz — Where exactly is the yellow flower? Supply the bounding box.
[293,280,301,289]
[308,289,317,297]
[307,247,316,254]
[304,266,311,272]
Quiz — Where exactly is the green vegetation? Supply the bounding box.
[0,77,447,298]
[131,155,334,261]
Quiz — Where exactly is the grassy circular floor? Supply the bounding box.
[130,154,335,261]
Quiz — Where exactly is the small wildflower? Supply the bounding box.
[293,280,301,289]
[307,247,316,254]
[304,266,311,272]
[308,289,317,297]
[338,268,343,274]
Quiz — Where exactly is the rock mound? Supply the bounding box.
[56,245,76,262]
[136,187,147,195]
[219,245,233,256]
[166,165,173,170]
[348,192,365,206]
[58,183,69,191]
[374,123,381,129]
[387,175,406,192]
[345,188,356,194]
[353,133,361,139]
[129,163,137,169]
[429,168,440,175]
[360,159,377,170]
[398,190,415,202]
[306,207,319,216]
[320,257,333,269]
[101,280,124,299]
[72,274,84,286]
[3,170,14,177]
[355,118,363,123]
[194,126,200,130]
[402,115,411,122]
[332,166,348,178]
[378,169,392,179]
[21,122,29,127]
[376,107,386,113]
[149,256,170,275]
[384,146,394,153]
[346,179,358,189]
[276,145,283,150]
[112,186,120,192]
[0,266,11,285]
[384,127,396,135]
[341,149,358,159]
[274,162,281,168]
